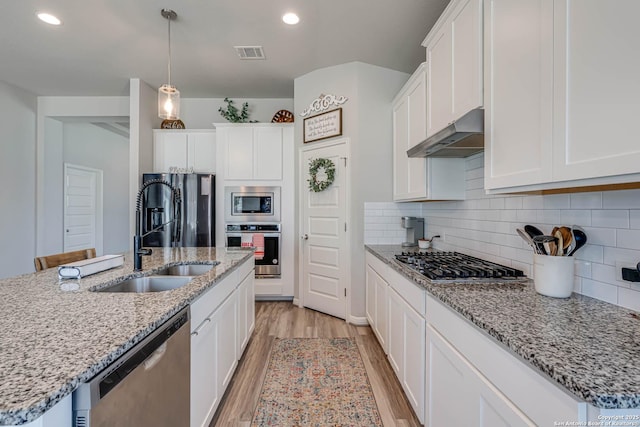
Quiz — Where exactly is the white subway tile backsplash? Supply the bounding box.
[364,154,640,310]
[570,192,603,209]
[616,229,640,251]
[593,210,629,229]
[602,189,640,209]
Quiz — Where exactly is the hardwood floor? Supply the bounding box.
[210,301,421,427]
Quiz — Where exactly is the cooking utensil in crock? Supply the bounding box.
[532,235,558,256]
[517,228,538,253]
[567,227,587,256]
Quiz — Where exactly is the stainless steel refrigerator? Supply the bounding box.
[141,173,215,247]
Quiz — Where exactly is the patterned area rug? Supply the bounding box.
[251,337,383,427]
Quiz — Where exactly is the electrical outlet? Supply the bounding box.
[616,261,640,281]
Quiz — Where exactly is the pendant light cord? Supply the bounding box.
[167,13,172,87]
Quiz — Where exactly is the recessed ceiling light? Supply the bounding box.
[37,12,62,25]
[282,12,299,25]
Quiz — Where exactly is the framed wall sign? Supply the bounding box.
[303,108,343,143]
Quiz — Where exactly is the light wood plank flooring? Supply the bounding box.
[210,301,421,427]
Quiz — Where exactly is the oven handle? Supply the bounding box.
[225,232,281,237]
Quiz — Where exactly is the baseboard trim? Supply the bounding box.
[292,297,301,307]
[255,295,294,302]
[348,315,369,326]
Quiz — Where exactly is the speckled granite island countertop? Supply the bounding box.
[0,247,253,425]
[366,244,640,410]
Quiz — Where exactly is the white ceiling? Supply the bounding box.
[1,0,449,98]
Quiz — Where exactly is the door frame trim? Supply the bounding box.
[63,163,104,254]
[298,138,351,321]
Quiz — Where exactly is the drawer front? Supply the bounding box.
[386,265,426,316]
[365,251,389,277]
[236,257,255,282]
[191,272,237,330]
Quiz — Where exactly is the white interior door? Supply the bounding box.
[301,140,349,319]
[64,164,103,254]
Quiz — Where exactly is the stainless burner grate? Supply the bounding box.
[395,251,525,281]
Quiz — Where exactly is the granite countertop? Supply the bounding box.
[366,244,640,410]
[0,247,253,425]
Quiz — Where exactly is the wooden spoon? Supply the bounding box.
[559,226,572,255]
[554,229,564,256]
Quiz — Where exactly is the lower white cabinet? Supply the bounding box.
[426,324,534,427]
[388,287,425,423]
[190,257,254,427]
[365,255,388,353]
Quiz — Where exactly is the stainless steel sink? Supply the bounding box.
[154,264,213,276]
[95,276,192,293]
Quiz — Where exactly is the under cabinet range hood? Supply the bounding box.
[407,109,484,158]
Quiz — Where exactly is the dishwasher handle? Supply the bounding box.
[144,342,167,370]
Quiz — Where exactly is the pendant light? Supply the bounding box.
[158,9,180,120]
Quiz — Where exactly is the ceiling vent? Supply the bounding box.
[234,46,266,60]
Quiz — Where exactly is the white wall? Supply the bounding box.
[182,98,294,129]
[364,152,640,312]
[63,123,130,254]
[294,61,409,320]
[0,81,37,278]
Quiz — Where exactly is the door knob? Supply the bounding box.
[302,234,308,240]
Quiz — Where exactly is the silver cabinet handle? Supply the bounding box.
[191,331,198,337]
[302,234,308,240]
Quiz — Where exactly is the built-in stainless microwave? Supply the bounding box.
[224,186,281,223]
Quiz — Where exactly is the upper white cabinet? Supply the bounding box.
[216,124,288,181]
[392,64,466,201]
[153,130,216,173]
[485,0,640,192]
[424,0,483,137]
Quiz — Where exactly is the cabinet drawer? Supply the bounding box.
[236,257,255,283]
[365,252,389,278]
[191,272,237,330]
[427,295,583,425]
[386,266,426,316]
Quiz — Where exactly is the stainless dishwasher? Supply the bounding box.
[73,307,190,427]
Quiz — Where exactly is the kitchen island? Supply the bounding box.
[0,247,253,426]
[366,244,640,425]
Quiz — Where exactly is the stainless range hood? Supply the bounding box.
[407,109,484,158]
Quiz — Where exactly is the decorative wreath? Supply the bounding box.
[308,158,336,192]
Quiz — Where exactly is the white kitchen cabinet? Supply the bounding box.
[153,130,216,173]
[426,324,535,427]
[190,257,253,427]
[392,64,466,201]
[424,0,483,137]
[386,284,426,423]
[216,124,287,181]
[365,253,388,353]
[483,0,554,189]
[426,294,585,426]
[236,260,255,358]
[485,0,640,192]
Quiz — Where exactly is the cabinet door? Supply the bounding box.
[452,0,483,119]
[214,293,238,392]
[254,127,283,180]
[365,264,376,326]
[406,72,429,198]
[373,271,388,353]
[188,132,216,173]
[403,297,426,423]
[484,0,554,189]
[191,318,218,427]
[154,132,188,173]
[393,96,411,200]
[387,288,404,377]
[427,27,453,136]
[426,325,534,427]
[552,0,640,182]
[236,269,254,357]
[224,127,254,180]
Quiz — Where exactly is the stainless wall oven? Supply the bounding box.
[224,186,280,223]
[226,224,280,278]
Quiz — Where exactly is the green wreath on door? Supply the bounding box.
[307,158,336,192]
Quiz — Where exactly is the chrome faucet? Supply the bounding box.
[133,179,182,271]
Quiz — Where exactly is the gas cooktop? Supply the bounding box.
[395,251,525,282]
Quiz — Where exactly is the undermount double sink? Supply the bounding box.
[94,263,215,293]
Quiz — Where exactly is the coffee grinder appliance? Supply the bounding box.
[401,216,424,247]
